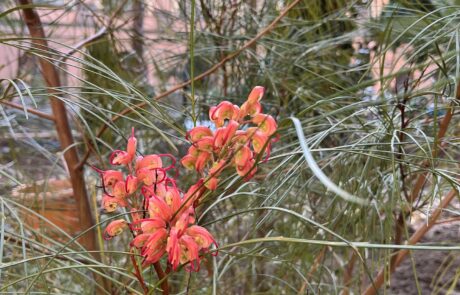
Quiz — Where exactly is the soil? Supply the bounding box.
[388,221,460,294]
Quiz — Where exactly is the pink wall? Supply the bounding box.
[0,1,185,88]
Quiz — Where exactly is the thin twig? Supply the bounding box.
[131,253,148,294]
[435,216,460,225]
[60,27,107,62]
[0,100,55,121]
[75,0,302,170]
[59,0,127,63]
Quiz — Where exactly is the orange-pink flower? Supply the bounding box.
[109,128,138,165]
[236,158,256,180]
[101,170,124,187]
[234,145,253,167]
[112,181,127,199]
[247,86,265,104]
[187,126,213,143]
[148,195,173,222]
[240,100,262,118]
[126,175,138,194]
[141,217,166,233]
[210,101,239,127]
[141,228,168,265]
[186,225,216,249]
[136,154,162,170]
[102,194,118,212]
[104,219,127,240]
[252,114,277,136]
[213,120,238,150]
[205,177,219,190]
[181,154,197,170]
[247,128,270,154]
[194,151,211,172]
[126,127,137,159]
[166,225,213,271]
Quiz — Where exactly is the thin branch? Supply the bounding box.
[60,27,107,62]
[0,100,55,121]
[59,0,129,62]
[130,253,148,294]
[75,0,302,170]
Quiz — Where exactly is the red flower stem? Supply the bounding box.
[153,262,169,295]
[131,253,148,294]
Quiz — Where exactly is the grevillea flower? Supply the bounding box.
[148,195,173,222]
[102,194,118,212]
[136,154,162,170]
[141,228,168,265]
[181,86,277,187]
[213,120,238,150]
[181,154,196,170]
[236,158,256,180]
[104,219,127,240]
[140,217,166,233]
[126,175,138,194]
[183,179,205,208]
[194,151,211,172]
[247,86,265,104]
[252,114,277,136]
[209,101,239,127]
[186,225,216,249]
[234,145,253,167]
[97,88,276,281]
[101,170,124,187]
[112,181,127,199]
[240,100,262,118]
[247,128,270,154]
[187,126,213,143]
[205,177,218,190]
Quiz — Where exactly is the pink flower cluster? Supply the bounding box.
[181,86,278,189]
[96,130,215,271]
[96,86,277,274]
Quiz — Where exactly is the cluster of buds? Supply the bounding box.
[181,86,278,189]
[95,129,216,271]
[95,86,277,275]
